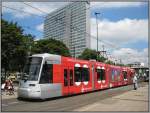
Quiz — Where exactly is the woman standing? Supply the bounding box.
[133,74,138,90]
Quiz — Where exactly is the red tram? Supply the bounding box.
[18,53,135,99]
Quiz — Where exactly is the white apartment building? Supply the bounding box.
[44,2,90,57]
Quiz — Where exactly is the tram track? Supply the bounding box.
[1,82,147,112]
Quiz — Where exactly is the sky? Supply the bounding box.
[2,1,149,66]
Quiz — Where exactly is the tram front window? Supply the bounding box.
[22,57,42,81]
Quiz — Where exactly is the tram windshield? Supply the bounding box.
[22,57,42,81]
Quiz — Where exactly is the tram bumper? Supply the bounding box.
[18,88,41,99]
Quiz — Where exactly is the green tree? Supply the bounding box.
[105,60,115,65]
[116,63,125,66]
[32,38,71,57]
[1,19,34,78]
[78,48,107,62]
[105,60,125,66]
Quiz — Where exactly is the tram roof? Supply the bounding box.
[32,53,61,59]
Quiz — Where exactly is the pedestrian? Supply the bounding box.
[133,73,138,90]
[143,73,146,81]
[7,79,14,95]
[4,79,9,94]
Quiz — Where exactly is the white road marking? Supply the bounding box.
[2,104,8,106]
[2,101,19,107]
[8,101,19,105]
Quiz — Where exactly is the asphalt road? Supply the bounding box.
[1,83,147,112]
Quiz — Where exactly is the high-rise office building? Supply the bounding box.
[44,2,90,57]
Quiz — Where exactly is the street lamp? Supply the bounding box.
[95,12,100,60]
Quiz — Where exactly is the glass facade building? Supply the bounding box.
[44,2,90,57]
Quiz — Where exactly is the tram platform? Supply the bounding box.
[74,83,149,112]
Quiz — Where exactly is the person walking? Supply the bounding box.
[133,73,138,90]
[143,73,147,81]
[4,79,9,95]
[7,79,14,95]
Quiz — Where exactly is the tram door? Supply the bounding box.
[63,67,74,95]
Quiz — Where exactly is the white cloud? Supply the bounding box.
[91,18,148,49]
[36,23,44,32]
[2,2,148,65]
[91,2,146,9]
[3,2,146,18]
[2,2,69,18]
[90,18,148,66]
[110,48,148,66]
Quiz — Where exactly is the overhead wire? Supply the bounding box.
[23,2,48,14]
[2,2,121,50]
[21,1,122,61]
[3,2,123,62]
[2,5,45,18]
[3,3,116,49]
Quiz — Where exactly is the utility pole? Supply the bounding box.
[95,12,100,60]
[119,59,122,64]
[115,59,117,65]
[27,39,32,56]
[74,46,76,58]
[102,45,104,57]
[29,45,31,56]
[99,45,106,58]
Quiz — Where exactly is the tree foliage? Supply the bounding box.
[1,19,34,75]
[78,48,107,62]
[116,63,126,66]
[32,38,71,57]
[2,19,71,80]
[105,60,115,65]
[105,60,126,66]
[2,19,71,77]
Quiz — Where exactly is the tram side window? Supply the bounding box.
[114,70,118,81]
[117,70,120,81]
[111,69,115,81]
[97,69,105,81]
[82,68,90,81]
[70,70,73,86]
[74,67,81,82]
[39,62,53,84]
[123,71,127,79]
[64,69,68,86]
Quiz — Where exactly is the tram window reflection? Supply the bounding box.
[111,69,115,81]
[39,62,53,84]
[70,70,73,86]
[97,69,105,81]
[117,70,121,81]
[82,68,89,81]
[64,69,68,86]
[74,67,82,82]
[123,71,127,79]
